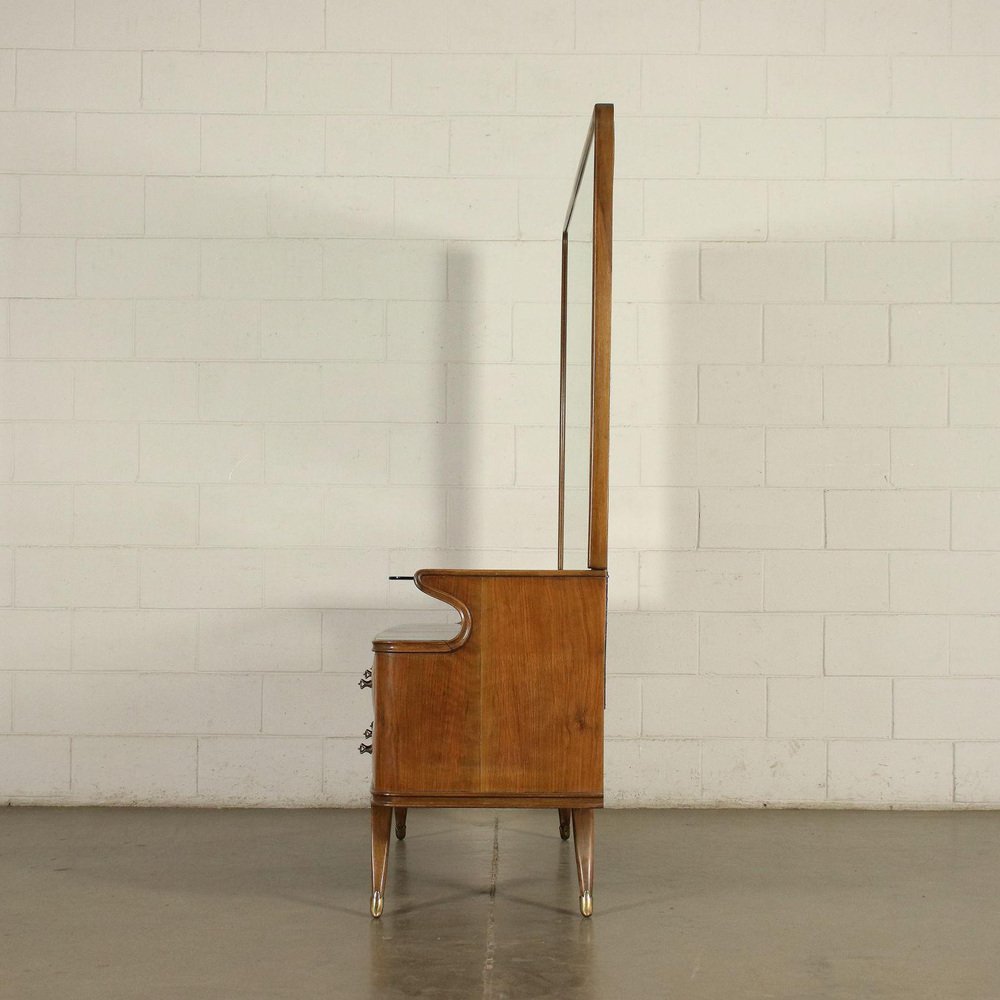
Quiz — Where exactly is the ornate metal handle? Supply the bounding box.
[358,743,372,755]
[364,723,373,739]
[359,668,373,690]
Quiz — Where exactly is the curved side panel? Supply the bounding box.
[371,570,473,653]
[413,569,473,649]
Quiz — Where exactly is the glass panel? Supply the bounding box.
[561,138,595,569]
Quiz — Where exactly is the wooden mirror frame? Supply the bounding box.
[558,103,614,572]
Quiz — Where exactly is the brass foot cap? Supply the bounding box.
[580,891,593,918]
[370,891,383,918]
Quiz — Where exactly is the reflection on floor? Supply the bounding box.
[2,806,998,999]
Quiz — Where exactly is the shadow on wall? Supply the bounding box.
[390,240,566,598]
[437,245,560,561]
[193,232,566,652]
[196,232,460,663]
[386,243,478,610]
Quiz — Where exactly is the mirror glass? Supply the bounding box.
[561,138,595,570]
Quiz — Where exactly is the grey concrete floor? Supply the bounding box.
[1,807,999,1000]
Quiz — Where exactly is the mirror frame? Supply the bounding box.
[558,103,614,572]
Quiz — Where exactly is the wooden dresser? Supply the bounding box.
[364,104,614,919]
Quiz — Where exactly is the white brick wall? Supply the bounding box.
[1,0,999,808]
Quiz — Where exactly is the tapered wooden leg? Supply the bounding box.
[394,807,408,841]
[571,808,594,917]
[558,808,571,841]
[370,805,392,918]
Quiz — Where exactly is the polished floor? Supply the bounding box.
[1,806,999,999]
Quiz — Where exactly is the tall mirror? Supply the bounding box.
[559,105,613,572]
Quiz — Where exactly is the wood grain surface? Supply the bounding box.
[372,570,607,803]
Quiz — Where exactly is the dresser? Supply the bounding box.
[363,104,614,919]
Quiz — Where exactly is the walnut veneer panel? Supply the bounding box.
[479,573,605,794]
[371,570,606,801]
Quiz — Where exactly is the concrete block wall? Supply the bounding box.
[1,0,1000,807]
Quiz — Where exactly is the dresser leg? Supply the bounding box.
[558,808,571,840]
[370,805,392,918]
[394,807,408,841]
[571,808,594,917]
